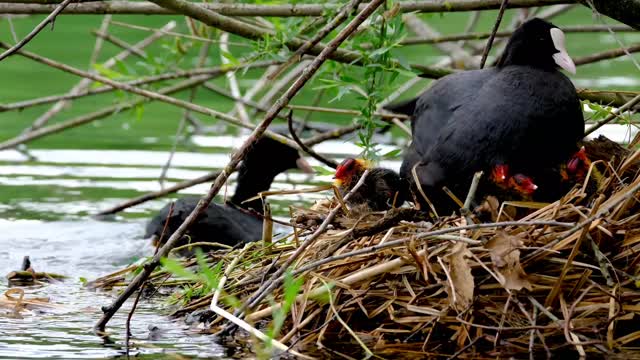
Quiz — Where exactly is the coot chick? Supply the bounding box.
[398,18,584,214]
[333,158,408,212]
[145,136,313,251]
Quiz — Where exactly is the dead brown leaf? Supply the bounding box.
[485,231,532,291]
[443,242,474,312]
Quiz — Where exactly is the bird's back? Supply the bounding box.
[145,197,262,247]
[400,69,497,180]
[424,66,583,180]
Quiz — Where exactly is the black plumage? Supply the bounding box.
[334,158,408,212]
[145,136,313,251]
[389,18,584,214]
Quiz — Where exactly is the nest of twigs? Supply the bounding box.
[92,136,640,359]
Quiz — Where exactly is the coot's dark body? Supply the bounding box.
[145,136,312,250]
[145,196,262,247]
[392,18,584,213]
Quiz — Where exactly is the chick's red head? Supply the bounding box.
[492,164,509,184]
[509,174,538,195]
[334,158,368,186]
[567,146,591,174]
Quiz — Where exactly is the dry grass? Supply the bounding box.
[91,136,640,358]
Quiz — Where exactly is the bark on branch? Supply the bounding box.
[0,0,575,16]
[93,0,385,332]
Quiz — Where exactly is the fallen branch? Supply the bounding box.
[93,0,384,332]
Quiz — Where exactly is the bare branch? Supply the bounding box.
[0,61,277,113]
[25,21,175,133]
[574,43,640,66]
[0,0,74,62]
[480,0,510,68]
[0,43,300,150]
[0,0,576,16]
[400,25,634,46]
[91,30,147,59]
[93,0,386,332]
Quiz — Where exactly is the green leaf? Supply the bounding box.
[135,104,144,121]
[383,148,402,158]
[396,56,412,71]
[220,49,240,66]
[160,257,199,281]
[92,63,122,79]
[195,249,222,291]
[313,166,335,176]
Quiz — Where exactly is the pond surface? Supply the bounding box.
[0,135,405,359]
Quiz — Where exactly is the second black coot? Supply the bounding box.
[389,18,584,214]
[145,136,313,251]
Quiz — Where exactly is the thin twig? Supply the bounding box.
[463,171,483,210]
[91,30,147,59]
[0,74,215,152]
[480,0,509,68]
[229,170,373,330]
[585,94,640,137]
[24,21,175,132]
[0,61,276,113]
[124,282,145,357]
[94,0,384,332]
[0,44,301,151]
[400,25,634,46]
[158,38,213,188]
[89,15,111,66]
[0,0,576,16]
[0,0,75,62]
[288,111,338,169]
[574,43,640,66]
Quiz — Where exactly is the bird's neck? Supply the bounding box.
[230,165,277,214]
[497,45,556,71]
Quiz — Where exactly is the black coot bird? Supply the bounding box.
[390,18,585,214]
[333,158,408,212]
[145,136,313,251]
